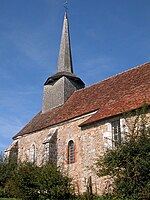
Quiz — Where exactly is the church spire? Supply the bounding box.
[42,10,85,113]
[57,12,73,73]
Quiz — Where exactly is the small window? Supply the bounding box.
[43,143,49,163]
[68,140,75,164]
[112,120,121,146]
[30,144,36,163]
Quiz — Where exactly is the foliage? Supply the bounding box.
[73,193,136,200]
[5,162,39,199]
[0,199,21,200]
[4,162,74,200]
[0,152,3,163]
[0,159,17,198]
[37,162,73,200]
[95,106,150,200]
[73,194,107,200]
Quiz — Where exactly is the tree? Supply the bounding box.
[5,162,39,199]
[95,106,150,200]
[37,162,74,200]
[0,151,3,163]
[5,161,74,200]
[0,158,17,197]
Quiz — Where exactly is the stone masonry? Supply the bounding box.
[16,112,139,195]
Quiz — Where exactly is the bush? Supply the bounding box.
[0,159,17,198]
[96,107,150,200]
[5,162,39,199]
[5,162,74,200]
[37,162,74,200]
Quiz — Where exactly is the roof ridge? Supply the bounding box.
[74,61,150,94]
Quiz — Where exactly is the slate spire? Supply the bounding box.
[57,12,73,73]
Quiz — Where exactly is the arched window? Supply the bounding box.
[68,140,75,164]
[30,144,36,163]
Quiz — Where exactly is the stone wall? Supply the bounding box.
[16,113,114,194]
[14,111,150,195]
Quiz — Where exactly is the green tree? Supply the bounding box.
[5,162,74,200]
[0,158,17,197]
[5,162,39,199]
[95,106,150,200]
[0,151,3,163]
[37,162,74,200]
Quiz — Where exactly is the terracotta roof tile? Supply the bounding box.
[80,93,150,126]
[13,62,150,139]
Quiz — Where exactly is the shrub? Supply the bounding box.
[37,162,74,200]
[0,159,17,197]
[5,162,74,200]
[5,162,39,199]
[95,106,150,200]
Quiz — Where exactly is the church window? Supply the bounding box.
[30,144,36,163]
[111,120,121,147]
[42,128,57,164]
[68,140,75,164]
[43,143,49,163]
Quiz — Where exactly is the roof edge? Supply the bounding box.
[13,109,98,140]
[76,61,150,93]
[79,103,150,127]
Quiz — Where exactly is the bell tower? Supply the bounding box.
[42,12,85,113]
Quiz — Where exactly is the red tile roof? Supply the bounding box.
[13,62,150,139]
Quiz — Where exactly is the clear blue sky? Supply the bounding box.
[0,0,150,152]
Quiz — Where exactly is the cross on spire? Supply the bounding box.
[64,0,68,12]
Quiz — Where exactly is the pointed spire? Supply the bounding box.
[57,12,73,73]
[42,11,85,112]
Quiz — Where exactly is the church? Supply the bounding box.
[5,12,150,194]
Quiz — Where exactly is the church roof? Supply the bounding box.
[44,71,85,86]
[13,62,150,139]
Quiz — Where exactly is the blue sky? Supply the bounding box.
[0,0,150,152]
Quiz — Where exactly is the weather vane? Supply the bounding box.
[64,0,68,12]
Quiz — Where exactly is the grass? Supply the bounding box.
[0,198,20,200]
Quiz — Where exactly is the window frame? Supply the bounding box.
[68,140,75,164]
[111,120,121,147]
[30,143,37,163]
